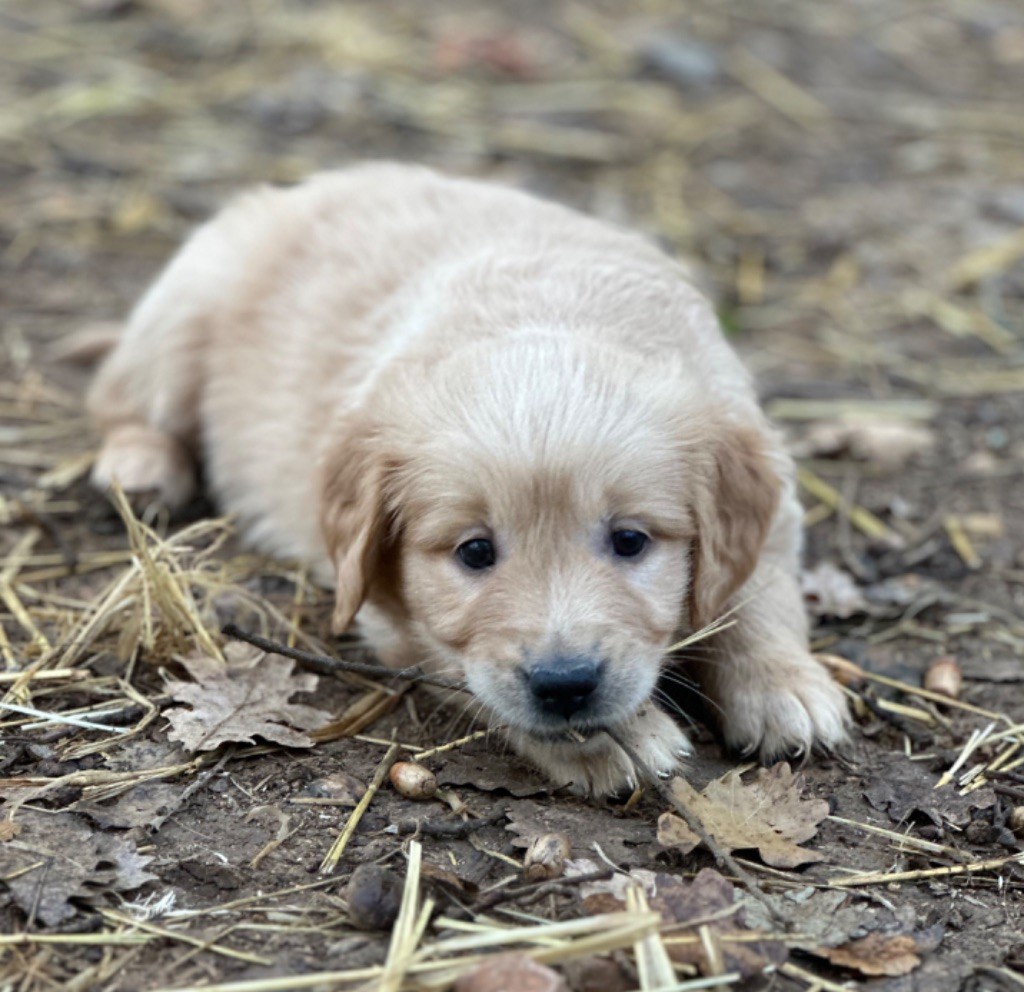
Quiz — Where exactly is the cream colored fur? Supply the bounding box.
[88,163,848,795]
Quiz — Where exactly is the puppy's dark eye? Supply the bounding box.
[456,538,497,570]
[611,529,649,558]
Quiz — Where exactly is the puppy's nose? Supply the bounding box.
[528,657,600,719]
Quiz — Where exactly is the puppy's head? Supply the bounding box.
[320,336,779,737]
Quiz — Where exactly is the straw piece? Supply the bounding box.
[797,469,903,547]
[319,741,400,873]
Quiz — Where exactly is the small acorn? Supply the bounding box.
[523,832,571,882]
[1008,807,1024,836]
[389,761,437,800]
[923,656,962,699]
[345,863,403,931]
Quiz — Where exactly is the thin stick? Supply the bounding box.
[604,727,782,922]
[414,728,495,761]
[830,852,1024,888]
[320,741,400,873]
[222,624,464,691]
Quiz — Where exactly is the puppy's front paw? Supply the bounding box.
[509,705,692,797]
[714,654,849,763]
[92,425,196,512]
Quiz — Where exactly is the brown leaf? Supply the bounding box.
[81,782,180,829]
[453,952,567,992]
[796,419,935,470]
[164,643,332,752]
[823,932,922,977]
[657,764,829,869]
[0,820,22,841]
[569,861,787,978]
[437,739,551,797]
[0,811,155,926]
[864,752,995,828]
[506,799,653,863]
[802,562,868,619]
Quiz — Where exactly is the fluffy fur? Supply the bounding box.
[88,163,848,795]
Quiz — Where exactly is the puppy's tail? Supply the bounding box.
[49,321,122,365]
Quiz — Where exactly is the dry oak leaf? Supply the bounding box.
[0,810,155,926]
[165,643,332,751]
[657,763,829,869]
[823,932,922,977]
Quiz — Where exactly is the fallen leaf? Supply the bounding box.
[81,782,180,829]
[164,643,333,751]
[0,820,22,841]
[864,753,995,828]
[437,740,551,797]
[657,764,829,868]
[802,562,868,619]
[506,800,653,864]
[292,772,366,806]
[0,810,155,926]
[823,932,922,976]
[453,952,568,992]
[743,887,870,950]
[568,861,787,978]
[796,419,935,470]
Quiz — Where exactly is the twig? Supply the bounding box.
[414,728,495,761]
[390,812,506,838]
[471,868,614,915]
[222,624,465,691]
[604,727,784,923]
[320,741,400,874]
[149,748,233,834]
[23,857,52,933]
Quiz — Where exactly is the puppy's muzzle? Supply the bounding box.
[527,656,601,720]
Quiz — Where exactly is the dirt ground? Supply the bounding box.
[2,1,1024,990]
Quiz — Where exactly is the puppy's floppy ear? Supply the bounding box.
[689,420,781,630]
[319,418,391,635]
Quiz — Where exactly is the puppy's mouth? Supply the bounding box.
[522,723,609,744]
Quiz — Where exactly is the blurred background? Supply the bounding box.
[6,0,1024,556]
[3,0,1024,574]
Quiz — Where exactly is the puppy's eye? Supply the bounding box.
[610,529,649,558]
[456,538,497,570]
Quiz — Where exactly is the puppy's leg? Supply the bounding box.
[86,217,234,511]
[509,705,693,797]
[695,557,849,762]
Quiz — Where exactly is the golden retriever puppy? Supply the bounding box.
[88,163,848,795]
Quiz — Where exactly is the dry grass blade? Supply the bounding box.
[627,883,678,990]
[319,742,400,874]
[830,852,1024,888]
[379,840,432,992]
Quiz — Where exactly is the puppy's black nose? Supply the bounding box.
[528,657,600,719]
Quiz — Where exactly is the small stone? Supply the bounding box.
[523,832,570,882]
[390,762,438,800]
[923,657,962,699]
[1009,807,1024,836]
[562,955,633,992]
[454,952,568,992]
[344,864,403,931]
